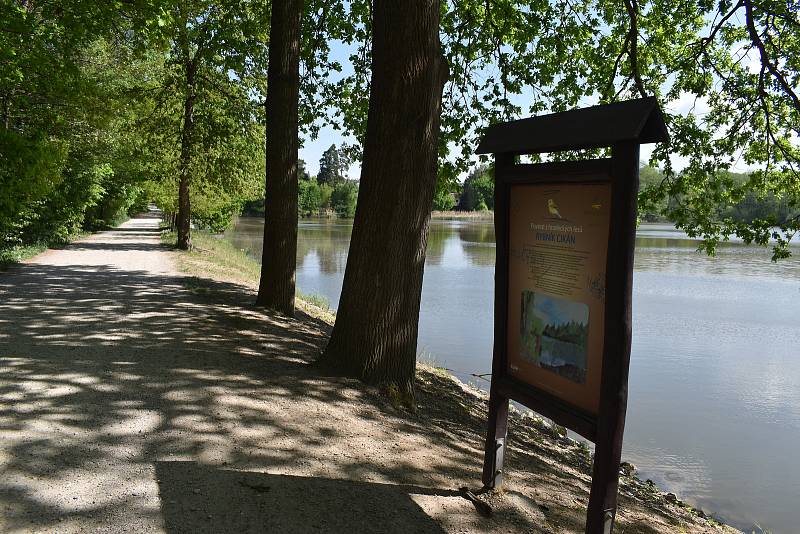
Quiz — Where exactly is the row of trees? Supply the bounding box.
[0,1,266,252]
[298,146,357,217]
[456,165,495,211]
[639,166,800,226]
[451,163,800,223]
[243,149,357,218]
[4,0,798,399]
[298,178,358,217]
[0,7,149,249]
[428,164,495,212]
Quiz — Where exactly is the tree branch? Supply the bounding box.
[198,73,242,103]
[696,0,744,58]
[606,32,631,99]
[744,0,800,113]
[623,0,647,98]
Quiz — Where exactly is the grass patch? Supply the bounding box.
[163,230,336,323]
[297,291,330,312]
[0,243,48,270]
[162,230,262,287]
[416,353,453,379]
[0,231,90,271]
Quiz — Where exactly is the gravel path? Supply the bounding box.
[0,215,480,534]
[0,215,734,534]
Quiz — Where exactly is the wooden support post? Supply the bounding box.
[482,390,509,488]
[585,142,639,534]
[482,153,514,489]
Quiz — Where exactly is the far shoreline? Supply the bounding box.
[431,210,494,220]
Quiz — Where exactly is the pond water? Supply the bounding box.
[225,217,800,533]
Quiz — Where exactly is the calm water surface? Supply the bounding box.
[225,217,800,533]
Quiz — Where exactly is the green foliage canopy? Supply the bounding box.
[298,177,323,215]
[0,2,164,247]
[312,0,800,259]
[331,181,358,217]
[317,144,348,186]
[459,165,494,211]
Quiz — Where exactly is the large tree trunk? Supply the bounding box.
[176,62,196,250]
[256,0,303,314]
[320,0,448,400]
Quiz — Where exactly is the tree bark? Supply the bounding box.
[320,0,448,399]
[256,0,303,314]
[176,61,196,250]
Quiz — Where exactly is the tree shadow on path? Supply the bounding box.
[156,461,452,534]
[0,240,696,533]
[0,261,513,533]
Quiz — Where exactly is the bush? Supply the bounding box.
[298,178,322,216]
[192,200,242,233]
[128,188,150,215]
[459,165,494,211]
[331,181,358,218]
[319,183,333,210]
[24,161,109,242]
[85,181,142,229]
[0,131,68,247]
[432,186,456,211]
[240,198,265,216]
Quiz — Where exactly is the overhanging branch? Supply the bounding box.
[623,0,647,98]
[744,0,800,113]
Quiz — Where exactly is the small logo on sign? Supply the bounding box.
[547,199,562,219]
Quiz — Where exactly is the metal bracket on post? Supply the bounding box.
[482,389,509,490]
[490,437,505,488]
[603,509,615,534]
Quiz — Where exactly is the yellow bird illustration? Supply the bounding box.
[547,199,562,218]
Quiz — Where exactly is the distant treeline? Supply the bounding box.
[433,165,494,212]
[543,321,588,347]
[253,159,787,225]
[242,145,358,219]
[639,166,799,225]
[242,146,495,219]
[242,146,496,220]
[242,157,797,225]
[449,164,799,224]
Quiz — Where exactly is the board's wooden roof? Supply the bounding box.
[476,97,669,155]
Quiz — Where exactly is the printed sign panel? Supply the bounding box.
[507,182,612,414]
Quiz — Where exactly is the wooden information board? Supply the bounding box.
[507,181,611,414]
[475,98,669,534]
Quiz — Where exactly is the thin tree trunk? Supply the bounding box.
[320,0,448,400]
[256,0,303,314]
[2,96,9,130]
[176,62,196,250]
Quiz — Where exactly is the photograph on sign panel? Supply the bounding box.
[520,291,589,384]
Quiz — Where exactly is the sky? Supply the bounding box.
[298,40,361,179]
[297,30,760,182]
[300,124,359,179]
[299,89,738,183]
[533,292,589,327]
